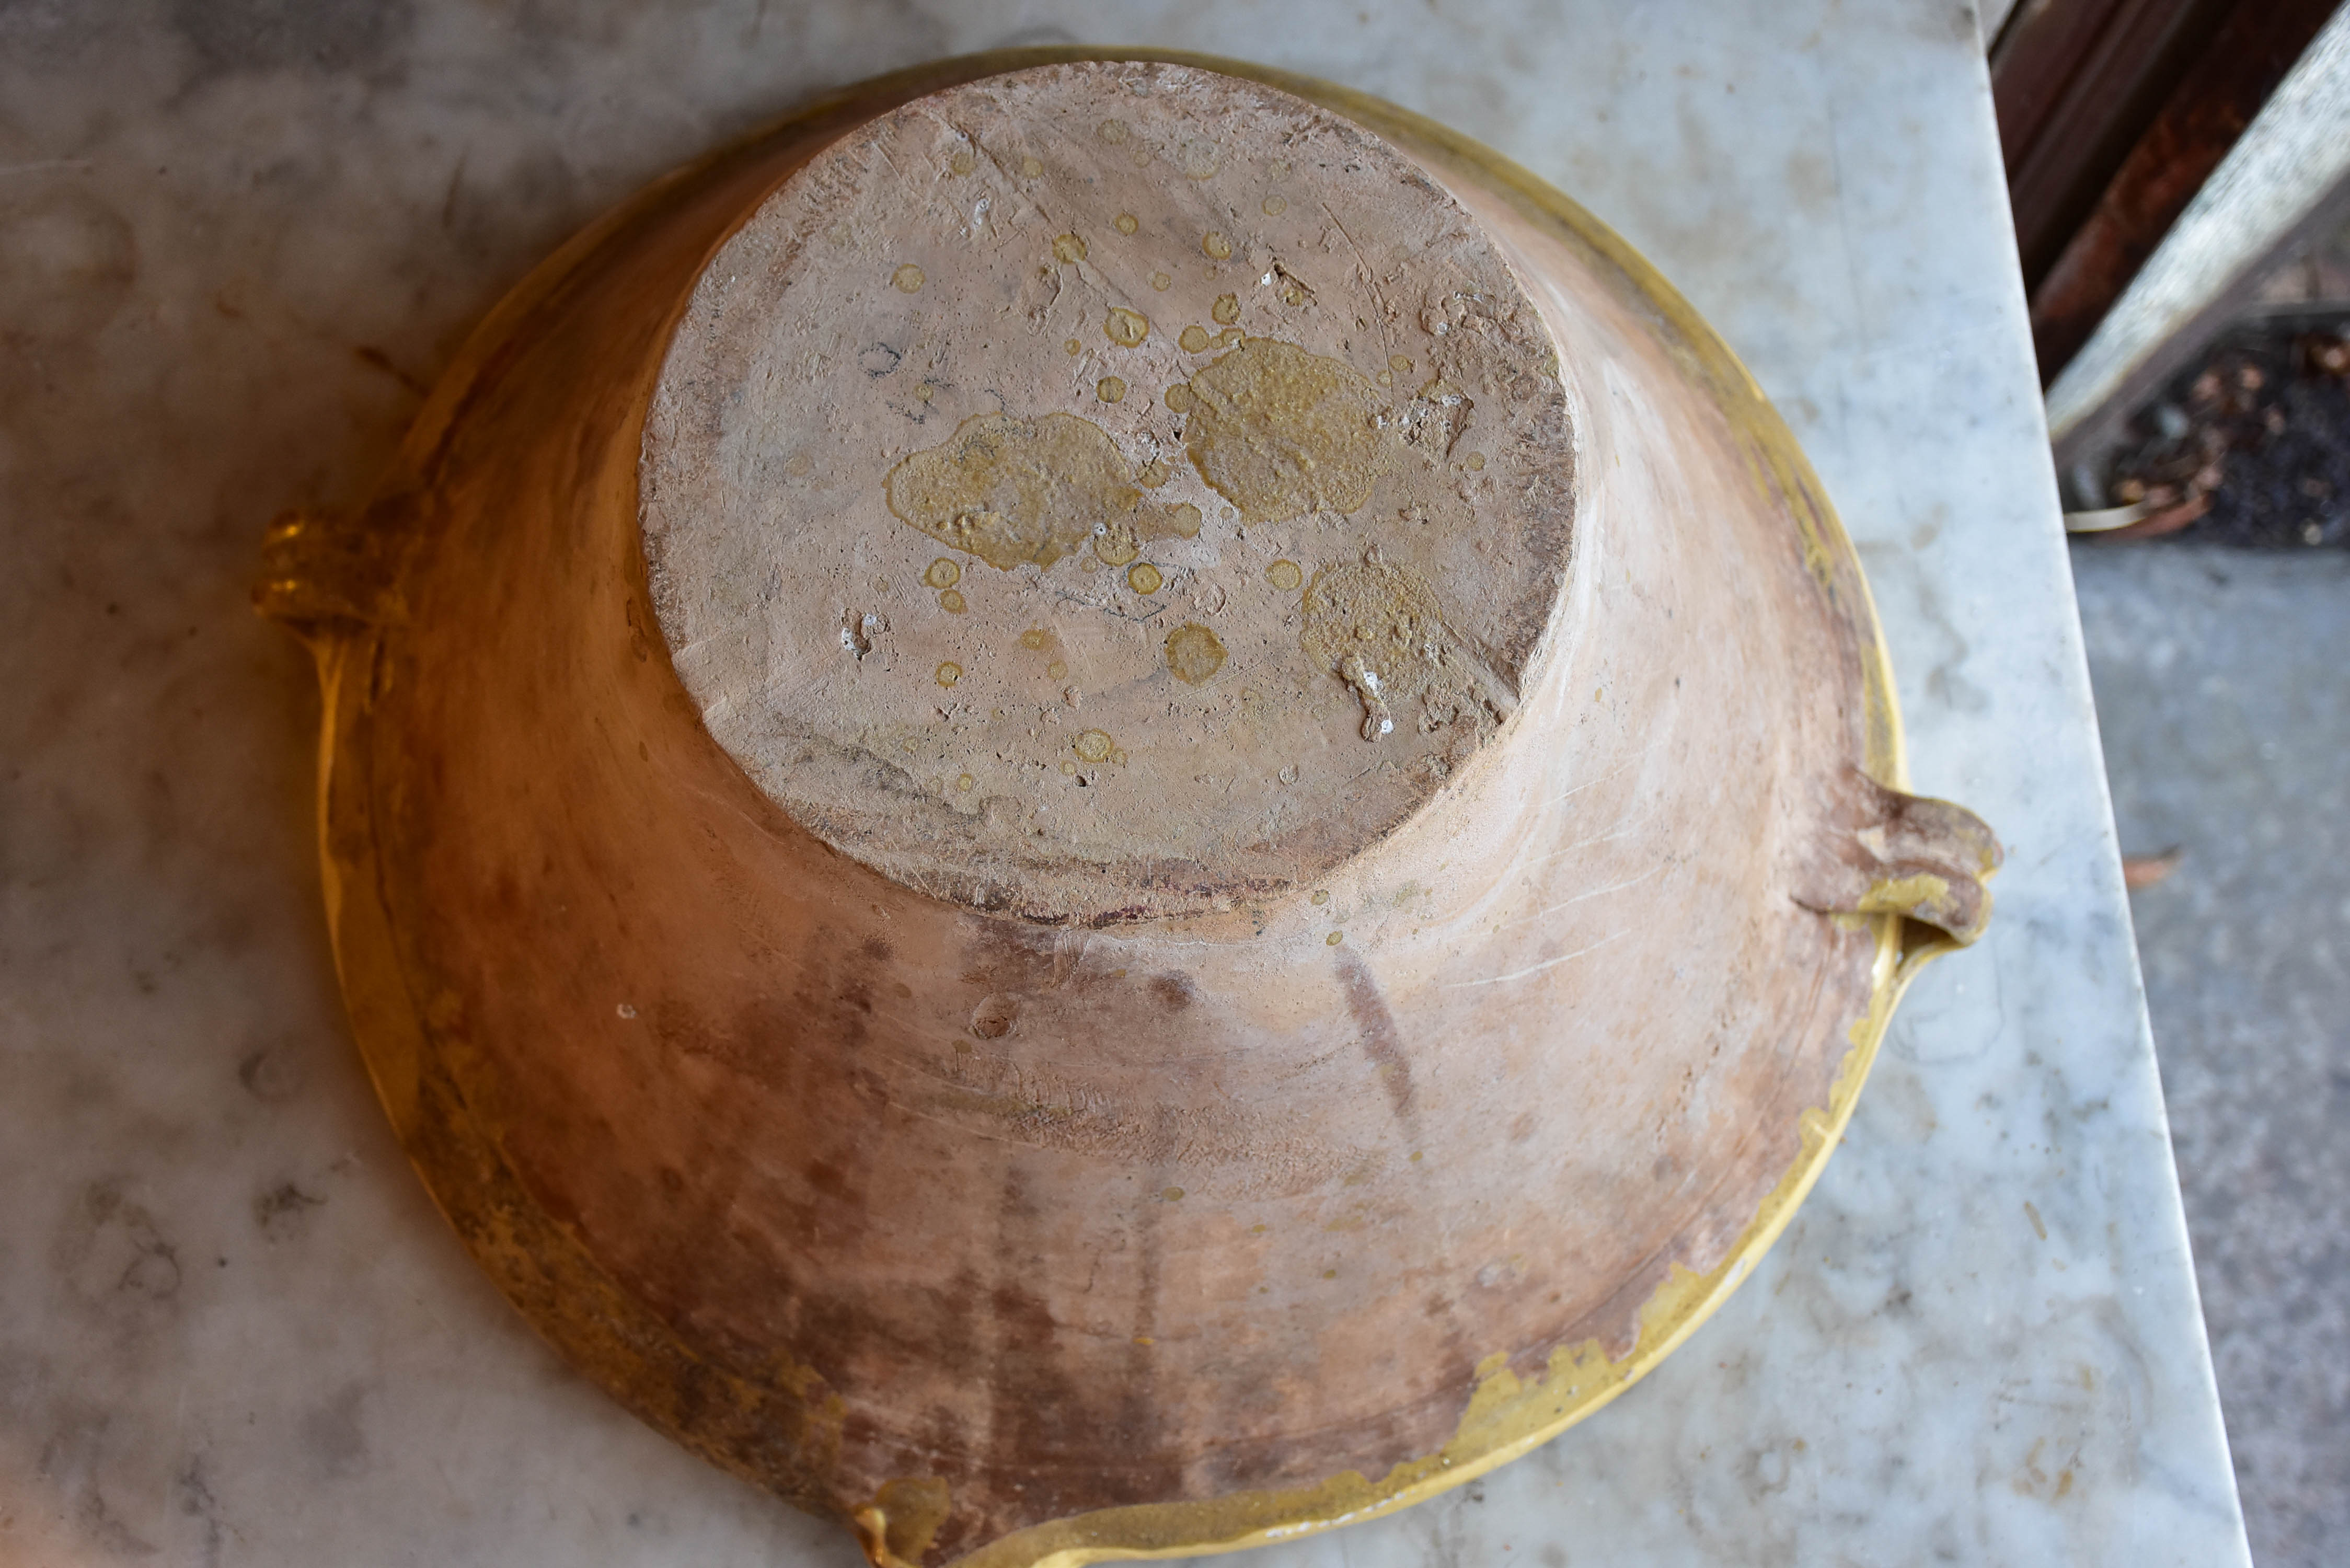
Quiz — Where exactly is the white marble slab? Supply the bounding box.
[0,3,2248,1565]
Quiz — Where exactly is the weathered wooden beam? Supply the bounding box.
[2029,0,2338,382]
[1992,0,2229,288]
[2047,7,2350,494]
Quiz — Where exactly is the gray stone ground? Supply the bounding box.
[2072,544,2350,1568]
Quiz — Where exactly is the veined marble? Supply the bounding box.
[0,3,2247,1565]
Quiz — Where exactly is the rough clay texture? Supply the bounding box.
[642,64,1572,923]
[317,57,1991,1568]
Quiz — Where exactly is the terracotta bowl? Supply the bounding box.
[260,50,1999,1568]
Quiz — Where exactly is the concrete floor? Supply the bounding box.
[2072,544,2350,1568]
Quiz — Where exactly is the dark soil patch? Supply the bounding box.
[2092,325,2350,548]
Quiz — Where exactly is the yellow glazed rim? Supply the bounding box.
[297,49,1936,1568]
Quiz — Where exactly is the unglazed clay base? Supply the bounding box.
[641,70,1571,922]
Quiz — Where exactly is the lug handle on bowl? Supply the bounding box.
[252,502,409,642]
[1792,766,2002,958]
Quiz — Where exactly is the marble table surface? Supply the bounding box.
[0,3,2251,1564]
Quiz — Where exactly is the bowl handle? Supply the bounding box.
[1790,767,2003,958]
[252,503,408,643]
